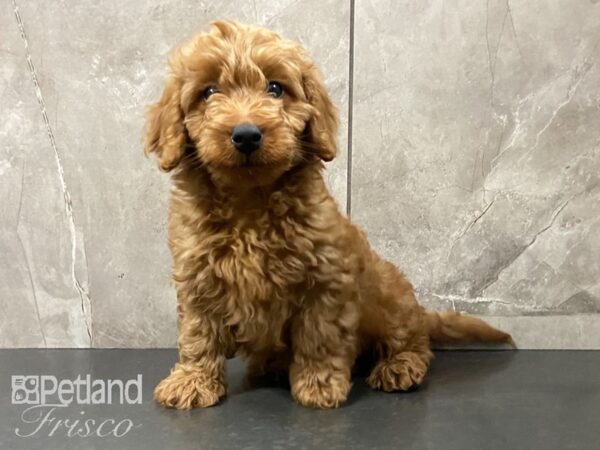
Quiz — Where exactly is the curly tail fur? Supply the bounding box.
[425,310,515,348]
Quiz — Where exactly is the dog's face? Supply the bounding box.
[145,21,339,187]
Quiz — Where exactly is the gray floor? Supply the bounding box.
[0,350,598,450]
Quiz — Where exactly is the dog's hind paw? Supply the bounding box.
[154,363,226,409]
[367,352,429,392]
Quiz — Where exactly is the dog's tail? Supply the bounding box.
[425,310,515,347]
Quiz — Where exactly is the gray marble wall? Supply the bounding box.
[1,0,598,348]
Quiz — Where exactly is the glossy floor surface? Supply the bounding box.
[0,350,598,449]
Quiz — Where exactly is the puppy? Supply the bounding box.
[145,20,513,409]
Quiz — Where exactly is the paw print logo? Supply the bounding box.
[11,376,39,404]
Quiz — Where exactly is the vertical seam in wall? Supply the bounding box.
[346,0,355,218]
[13,0,93,346]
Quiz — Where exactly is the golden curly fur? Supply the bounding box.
[145,20,513,409]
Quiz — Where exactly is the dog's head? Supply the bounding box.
[145,21,338,187]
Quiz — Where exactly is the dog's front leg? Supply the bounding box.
[154,301,228,409]
[289,288,360,409]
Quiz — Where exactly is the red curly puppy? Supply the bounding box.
[145,21,513,409]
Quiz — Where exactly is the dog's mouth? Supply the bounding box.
[207,157,292,187]
[225,159,290,174]
[241,156,260,167]
[219,153,281,169]
[190,131,298,186]
[225,143,294,170]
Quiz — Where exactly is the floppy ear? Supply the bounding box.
[144,76,186,171]
[302,64,339,162]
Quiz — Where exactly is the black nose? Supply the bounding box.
[231,123,262,155]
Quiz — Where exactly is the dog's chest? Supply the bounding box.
[211,219,308,297]
[192,209,317,347]
[194,207,316,308]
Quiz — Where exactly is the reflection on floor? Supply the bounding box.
[0,350,598,450]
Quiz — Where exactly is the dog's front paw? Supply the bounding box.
[367,352,428,392]
[290,365,351,409]
[154,363,226,409]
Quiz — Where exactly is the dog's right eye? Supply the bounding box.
[266,81,284,98]
[203,85,218,100]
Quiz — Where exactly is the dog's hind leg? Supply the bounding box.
[366,333,433,392]
[360,258,434,392]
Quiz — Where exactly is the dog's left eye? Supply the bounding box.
[203,85,219,100]
[266,81,284,98]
